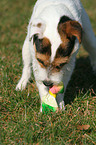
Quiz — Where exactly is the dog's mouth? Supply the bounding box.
[43,80,53,87]
[43,80,61,87]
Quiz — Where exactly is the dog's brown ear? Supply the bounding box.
[58,20,82,43]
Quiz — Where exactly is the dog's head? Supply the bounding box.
[30,16,82,87]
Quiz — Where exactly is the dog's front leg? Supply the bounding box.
[56,93,65,110]
[16,36,32,90]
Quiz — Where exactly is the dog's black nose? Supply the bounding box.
[43,80,53,87]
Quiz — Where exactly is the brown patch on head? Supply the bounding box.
[52,21,76,72]
[55,37,76,58]
[33,35,51,55]
[58,19,82,43]
[36,53,50,68]
[57,16,80,60]
[50,16,82,72]
[33,35,51,68]
[51,57,69,72]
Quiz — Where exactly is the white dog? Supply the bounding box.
[16,0,96,111]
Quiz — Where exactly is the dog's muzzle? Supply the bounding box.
[43,80,53,87]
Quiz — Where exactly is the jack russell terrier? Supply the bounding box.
[16,0,96,111]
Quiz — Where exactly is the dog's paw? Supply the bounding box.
[59,101,65,110]
[16,79,28,91]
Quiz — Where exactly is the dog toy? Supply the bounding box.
[42,82,64,113]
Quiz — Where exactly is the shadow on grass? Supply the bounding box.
[64,56,96,104]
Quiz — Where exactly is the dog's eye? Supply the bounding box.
[56,66,60,69]
[37,58,44,65]
[37,58,47,67]
[56,63,67,69]
[60,62,67,67]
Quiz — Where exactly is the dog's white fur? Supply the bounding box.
[16,0,96,111]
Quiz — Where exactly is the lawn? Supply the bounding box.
[0,0,96,144]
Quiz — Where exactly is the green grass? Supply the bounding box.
[0,0,96,144]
